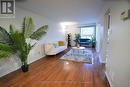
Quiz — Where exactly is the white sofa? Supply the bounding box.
[44,41,67,55]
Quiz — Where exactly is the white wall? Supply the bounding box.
[98,1,130,87]
[0,6,65,77]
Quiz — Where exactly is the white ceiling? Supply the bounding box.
[16,0,104,24]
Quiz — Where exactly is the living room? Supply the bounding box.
[0,0,130,87]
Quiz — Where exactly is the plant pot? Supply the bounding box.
[92,45,95,48]
[21,65,29,72]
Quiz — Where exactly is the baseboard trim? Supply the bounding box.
[105,72,113,87]
[0,55,46,78]
[0,65,21,77]
[98,54,106,63]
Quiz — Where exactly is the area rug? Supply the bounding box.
[60,49,93,64]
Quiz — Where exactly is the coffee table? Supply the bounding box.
[72,47,86,55]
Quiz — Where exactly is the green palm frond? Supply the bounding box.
[9,25,19,52]
[9,25,15,34]
[0,51,11,59]
[0,43,12,58]
[11,31,26,52]
[30,25,48,40]
[0,26,17,59]
[0,26,13,45]
[11,31,28,62]
[22,17,34,38]
[0,43,12,52]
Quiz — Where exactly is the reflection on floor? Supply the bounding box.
[0,48,110,87]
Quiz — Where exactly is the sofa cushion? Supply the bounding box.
[45,41,67,55]
[53,42,58,48]
[58,41,65,46]
[46,46,67,55]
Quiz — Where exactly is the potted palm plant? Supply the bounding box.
[74,34,80,47]
[0,17,48,72]
[91,36,96,48]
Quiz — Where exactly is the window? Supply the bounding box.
[80,26,95,39]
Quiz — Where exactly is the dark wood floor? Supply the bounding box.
[0,48,110,87]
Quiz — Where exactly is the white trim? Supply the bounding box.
[105,71,114,87]
[98,53,106,63]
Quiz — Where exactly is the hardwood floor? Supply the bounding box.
[0,48,110,87]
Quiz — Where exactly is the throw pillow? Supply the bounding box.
[58,41,65,46]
